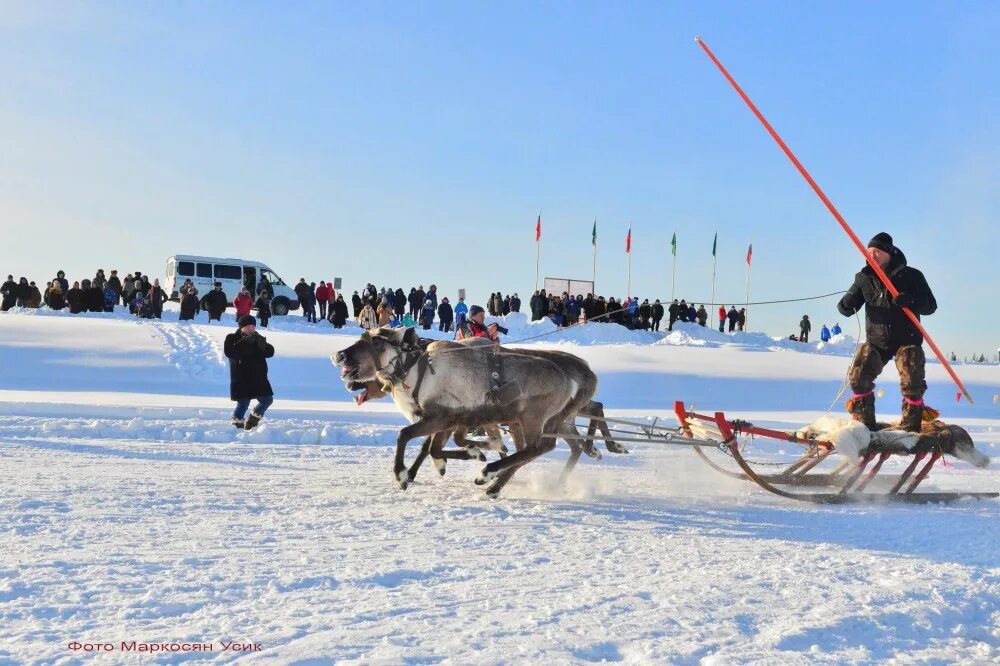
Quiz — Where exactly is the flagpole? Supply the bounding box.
[710,230,718,326]
[626,223,632,300]
[744,239,752,329]
[592,218,597,292]
[671,254,676,301]
[534,211,541,292]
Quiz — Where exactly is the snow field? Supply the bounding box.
[0,310,997,663]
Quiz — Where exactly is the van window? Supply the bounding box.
[214,264,241,280]
[261,269,286,286]
[177,261,194,277]
[196,263,212,278]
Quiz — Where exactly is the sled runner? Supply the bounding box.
[559,402,996,504]
[673,401,997,504]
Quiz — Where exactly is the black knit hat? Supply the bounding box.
[469,305,485,316]
[237,314,256,328]
[867,232,895,255]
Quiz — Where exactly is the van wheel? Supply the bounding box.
[272,299,289,316]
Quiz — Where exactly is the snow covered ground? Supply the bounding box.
[1,307,998,664]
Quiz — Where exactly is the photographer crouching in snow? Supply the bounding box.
[224,314,275,431]
[455,305,506,341]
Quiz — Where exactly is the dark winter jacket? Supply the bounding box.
[66,288,84,313]
[224,331,275,400]
[86,286,105,312]
[652,302,664,320]
[394,289,406,315]
[332,298,349,326]
[800,317,811,333]
[179,293,199,320]
[46,289,66,311]
[352,293,363,317]
[437,301,453,323]
[202,289,229,316]
[668,302,680,321]
[510,296,521,312]
[837,251,936,350]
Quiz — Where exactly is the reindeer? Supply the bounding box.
[344,338,627,484]
[333,327,580,497]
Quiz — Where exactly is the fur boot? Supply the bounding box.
[898,399,924,433]
[846,393,877,431]
[231,416,245,429]
[244,411,264,431]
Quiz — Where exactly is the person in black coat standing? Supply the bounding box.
[224,314,275,430]
[201,282,229,322]
[838,232,937,432]
[331,294,349,328]
[437,297,454,332]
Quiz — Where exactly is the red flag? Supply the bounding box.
[535,215,541,242]
[746,242,753,265]
[625,226,632,254]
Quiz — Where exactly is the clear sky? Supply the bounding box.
[1,1,997,355]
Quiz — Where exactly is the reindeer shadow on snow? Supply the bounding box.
[333,328,626,497]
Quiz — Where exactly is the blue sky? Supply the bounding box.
[1,1,997,355]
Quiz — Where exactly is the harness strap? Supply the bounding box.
[903,396,924,406]
[850,390,874,399]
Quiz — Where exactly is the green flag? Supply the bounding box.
[592,219,597,246]
[712,232,717,257]
[671,231,677,256]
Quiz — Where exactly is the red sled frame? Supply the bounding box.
[673,401,998,505]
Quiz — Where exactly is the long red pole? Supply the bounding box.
[694,36,972,404]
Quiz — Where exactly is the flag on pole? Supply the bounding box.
[625,226,632,254]
[535,215,541,242]
[671,231,677,256]
[712,232,717,257]
[746,242,753,265]
[592,219,597,246]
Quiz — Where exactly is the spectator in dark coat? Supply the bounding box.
[331,294,349,328]
[667,299,679,331]
[254,291,272,328]
[437,297,454,332]
[294,279,311,320]
[66,282,84,313]
[224,314,274,430]
[26,282,42,308]
[677,300,688,323]
[107,270,122,302]
[201,282,229,322]
[45,281,66,310]
[737,308,746,332]
[179,288,199,321]
[83,279,104,312]
[394,288,406,317]
[529,290,544,321]
[148,279,168,318]
[510,293,521,312]
[696,305,708,327]
[651,300,664,331]
[351,291,362,318]
[638,299,651,330]
[1,275,16,310]
[15,277,30,307]
[55,271,69,292]
[687,304,697,323]
[727,306,739,333]
[799,315,811,343]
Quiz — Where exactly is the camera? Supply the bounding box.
[491,323,509,335]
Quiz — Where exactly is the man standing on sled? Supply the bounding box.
[838,232,937,432]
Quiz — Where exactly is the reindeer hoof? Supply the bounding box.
[475,466,497,486]
[395,469,411,490]
[432,457,447,476]
[476,451,487,462]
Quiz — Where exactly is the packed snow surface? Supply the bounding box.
[1,307,998,664]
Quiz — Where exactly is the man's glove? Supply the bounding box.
[893,293,917,308]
